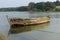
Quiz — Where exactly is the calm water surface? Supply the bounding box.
[0,12,60,40]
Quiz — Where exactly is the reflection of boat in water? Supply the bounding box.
[7,16,50,27]
[8,22,50,34]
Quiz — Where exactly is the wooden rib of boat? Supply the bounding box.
[7,16,50,26]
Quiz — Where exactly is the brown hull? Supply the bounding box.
[7,16,50,26]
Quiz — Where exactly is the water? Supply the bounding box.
[0,12,60,40]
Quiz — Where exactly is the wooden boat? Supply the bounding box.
[7,16,50,26]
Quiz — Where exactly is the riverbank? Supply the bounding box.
[0,33,8,40]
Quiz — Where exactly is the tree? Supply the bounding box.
[28,2,35,10]
[54,0,60,6]
[34,2,46,11]
[45,2,56,11]
[16,6,28,11]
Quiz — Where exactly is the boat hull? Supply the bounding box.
[7,16,50,27]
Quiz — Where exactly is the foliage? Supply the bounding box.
[0,0,60,11]
[28,2,35,10]
[31,2,56,11]
[54,0,60,6]
[16,6,28,11]
[55,6,60,11]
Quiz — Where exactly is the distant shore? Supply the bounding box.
[0,0,60,12]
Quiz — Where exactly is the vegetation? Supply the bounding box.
[0,0,60,12]
[0,34,7,40]
[55,6,60,11]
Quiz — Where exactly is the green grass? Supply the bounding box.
[0,34,5,37]
[56,6,60,9]
[0,34,8,40]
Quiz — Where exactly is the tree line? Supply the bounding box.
[0,0,60,11]
[16,0,60,11]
